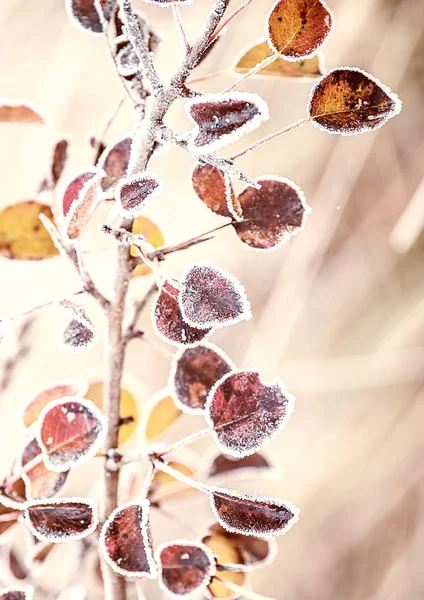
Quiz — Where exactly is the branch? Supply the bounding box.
[123,282,158,343]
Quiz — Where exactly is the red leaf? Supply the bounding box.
[207,452,271,479]
[179,264,251,330]
[98,135,132,193]
[24,498,98,543]
[0,590,33,600]
[62,167,104,242]
[206,370,294,457]
[210,488,299,537]
[67,0,116,34]
[115,173,162,217]
[157,541,216,597]
[191,164,233,218]
[152,281,212,348]
[0,102,44,124]
[234,177,310,250]
[21,380,88,428]
[170,344,233,414]
[21,438,68,499]
[100,501,156,578]
[38,398,107,472]
[186,92,269,154]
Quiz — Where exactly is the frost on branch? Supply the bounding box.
[186,92,269,154]
[58,300,97,352]
[0,590,33,600]
[234,177,310,250]
[207,452,271,479]
[267,0,333,61]
[152,281,212,348]
[98,135,132,193]
[21,380,89,428]
[67,0,116,34]
[157,541,216,597]
[21,438,69,500]
[206,370,294,458]
[148,461,195,504]
[62,167,104,242]
[37,397,107,472]
[308,67,402,135]
[179,264,251,331]
[100,501,157,578]
[24,498,98,543]
[210,488,300,537]
[170,344,233,414]
[191,164,234,218]
[115,173,163,217]
[0,101,44,124]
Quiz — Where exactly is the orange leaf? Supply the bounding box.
[0,102,44,124]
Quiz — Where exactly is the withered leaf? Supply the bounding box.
[191,164,233,218]
[115,173,162,217]
[207,452,271,479]
[308,67,402,135]
[21,438,68,500]
[63,168,104,242]
[67,0,116,34]
[0,102,44,124]
[157,541,216,597]
[98,135,132,193]
[267,0,333,60]
[21,381,88,429]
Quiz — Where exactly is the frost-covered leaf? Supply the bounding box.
[152,280,212,347]
[21,439,68,500]
[309,67,402,135]
[191,164,233,218]
[100,501,156,578]
[63,168,104,242]
[170,344,233,414]
[24,498,98,543]
[0,202,59,260]
[234,177,310,250]
[233,39,323,79]
[149,461,195,503]
[207,453,271,479]
[0,589,33,600]
[186,92,269,154]
[131,216,165,277]
[38,397,107,472]
[115,42,140,76]
[210,488,299,537]
[0,102,44,124]
[58,300,97,352]
[206,371,294,458]
[157,541,216,597]
[202,533,246,599]
[115,173,162,217]
[98,135,132,193]
[67,0,116,33]
[267,0,333,60]
[179,264,251,331]
[143,390,182,443]
[21,380,89,429]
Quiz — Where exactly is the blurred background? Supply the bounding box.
[0,0,424,597]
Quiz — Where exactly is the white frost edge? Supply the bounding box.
[131,0,193,6]
[115,172,164,219]
[235,175,311,253]
[307,66,403,136]
[185,92,269,156]
[208,487,300,538]
[58,318,98,354]
[115,44,139,78]
[137,388,181,446]
[99,500,157,579]
[265,0,335,62]
[204,368,296,459]
[199,445,276,486]
[65,0,110,36]
[168,342,235,416]
[23,497,99,544]
[97,132,133,196]
[178,262,252,331]
[36,396,108,473]
[0,587,34,600]
[156,539,216,599]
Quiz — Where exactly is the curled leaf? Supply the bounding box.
[143,390,182,443]
[67,0,116,33]
[207,452,271,479]
[24,498,98,543]
[21,439,68,500]
[98,135,132,193]
[206,370,294,458]
[267,0,333,60]
[0,101,44,124]
[115,173,162,218]
[100,501,157,578]
[308,67,402,135]
[157,541,216,597]
[191,164,233,218]
[62,167,104,242]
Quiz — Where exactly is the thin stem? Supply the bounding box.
[5,454,44,488]
[223,53,277,92]
[158,427,212,457]
[230,117,311,160]
[6,289,84,322]
[0,510,21,523]
[188,69,228,85]
[214,576,275,600]
[210,0,257,42]
[172,2,191,51]
[149,221,234,259]
[93,95,127,165]
[123,283,158,343]
[135,580,146,600]
[152,458,211,494]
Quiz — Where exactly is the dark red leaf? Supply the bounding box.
[186,92,268,154]
[157,541,216,596]
[100,501,156,578]
[191,164,233,218]
[210,488,299,536]
[38,398,107,472]
[115,173,162,217]
[179,264,251,330]
[207,452,271,479]
[24,498,98,543]
[234,177,310,250]
[98,136,132,193]
[170,344,233,414]
[67,0,116,34]
[0,590,32,600]
[206,370,294,457]
[21,438,68,499]
[62,168,104,241]
[152,281,212,348]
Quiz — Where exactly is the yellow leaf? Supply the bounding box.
[149,461,195,501]
[145,391,182,443]
[203,533,246,598]
[131,215,165,277]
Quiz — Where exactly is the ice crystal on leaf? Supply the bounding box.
[98,135,132,193]
[115,173,163,217]
[67,0,116,34]
[58,300,97,352]
[0,589,33,600]
[62,167,104,242]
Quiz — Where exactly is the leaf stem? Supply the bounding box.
[149,221,234,259]
[172,2,191,51]
[152,458,211,494]
[214,576,275,600]
[210,0,257,42]
[223,53,277,93]
[158,426,213,457]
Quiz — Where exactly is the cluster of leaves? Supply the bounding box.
[0,0,402,598]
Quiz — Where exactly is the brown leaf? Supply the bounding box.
[0,202,59,260]
[207,453,271,479]
[0,102,44,124]
[0,502,19,540]
[267,0,333,60]
[21,439,68,500]
[115,173,162,217]
[157,541,216,596]
[191,164,233,218]
[63,168,104,242]
[0,590,32,600]
[40,139,69,192]
[98,135,132,193]
[67,0,116,34]
[308,67,402,135]
[144,391,182,443]
[21,381,88,428]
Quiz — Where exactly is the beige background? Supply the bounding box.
[1,0,424,598]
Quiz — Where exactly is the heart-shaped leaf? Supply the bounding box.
[308,67,402,135]
[267,0,333,60]
[234,177,310,250]
[157,541,216,597]
[207,452,271,479]
[179,264,251,331]
[0,102,44,124]
[206,370,294,457]
[24,498,98,543]
[100,501,157,578]
[191,164,234,218]
[115,173,162,217]
[98,135,132,193]
[210,488,299,537]
[63,168,104,242]
[67,0,116,34]
[170,344,233,414]
[37,397,107,472]
[186,92,268,154]
[21,438,68,499]
[21,380,88,428]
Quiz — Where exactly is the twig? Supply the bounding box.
[93,95,127,165]
[172,2,191,51]
[223,53,277,92]
[157,427,212,457]
[123,283,158,343]
[152,458,211,494]
[148,221,234,259]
